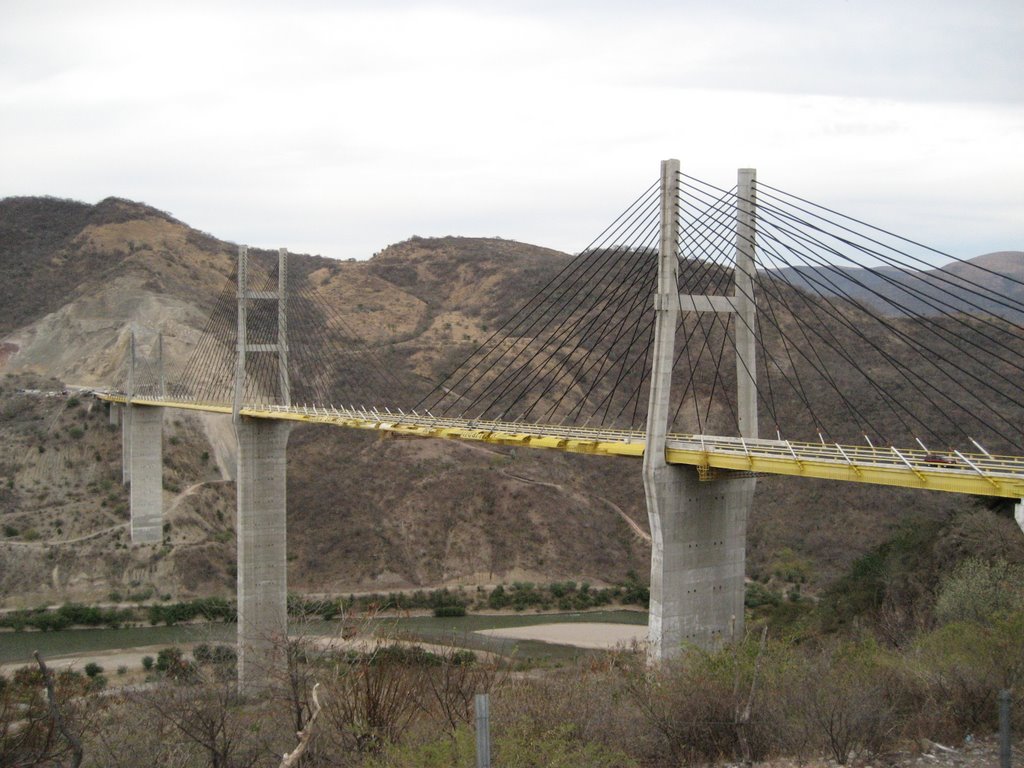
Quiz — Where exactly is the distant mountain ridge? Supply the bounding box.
[773,251,1024,322]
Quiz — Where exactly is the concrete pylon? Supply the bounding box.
[643,161,757,660]
[120,327,165,543]
[233,245,292,694]
[235,417,290,694]
[129,405,163,543]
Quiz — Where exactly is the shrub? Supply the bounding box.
[83,662,103,678]
[935,557,1024,625]
[210,645,237,666]
[496,722,638,767]
[745,582,781,609]
[488,585,509,610]
[154,646,195,681]
[784,639,901,765]
[624,637,785,764]
[155,647,182,672]
[433,605,466,618]
[911,611,1024,733]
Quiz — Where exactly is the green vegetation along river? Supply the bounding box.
[0,610,648,666]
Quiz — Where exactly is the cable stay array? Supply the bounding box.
[713,175,1024,458]
[125,251,417,410]
[103,170,1024,499]
[419,172,1024,461]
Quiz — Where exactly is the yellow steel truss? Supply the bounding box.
[101,395,1024,500]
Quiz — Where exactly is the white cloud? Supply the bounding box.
[0,0,1021,260]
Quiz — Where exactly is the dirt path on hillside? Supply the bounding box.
[500,470,650,543]
[0,522,128,548]
[167,480,221,516]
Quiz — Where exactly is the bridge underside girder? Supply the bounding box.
[102,397,1024,501]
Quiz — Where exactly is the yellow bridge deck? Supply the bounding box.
[100,395,1024,500]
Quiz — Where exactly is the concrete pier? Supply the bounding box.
[643,161,757,660]
[128,404,163,543]
[235,417,290,694]
[645,465,754,657]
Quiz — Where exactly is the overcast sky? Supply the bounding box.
[1,0,1021,262]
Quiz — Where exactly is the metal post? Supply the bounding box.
[1000,689,1012,768]
[734,168,757,439]
[233,245,248,421]
[277,248,291,407]
[475,693,491,768]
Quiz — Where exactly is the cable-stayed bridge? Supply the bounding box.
[97,160,1024,691]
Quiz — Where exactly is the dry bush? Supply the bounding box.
[781,639,901,765]
[908,611,1024,735]
[85,694,202,768]
[0,663,96,768]
[317,644,428,757]
[492,657,646,757]
[622,636,786,766]
[133,681,269,768]
[417,648,506,735]
[935,557,1024,626]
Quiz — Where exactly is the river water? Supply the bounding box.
[0,610,648,666]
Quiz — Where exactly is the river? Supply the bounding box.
[0,610,648,666]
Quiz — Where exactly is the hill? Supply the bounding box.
[0,196,1013,606]
[775,250,1024,321]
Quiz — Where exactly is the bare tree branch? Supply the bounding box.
[33,650,84,768]
[280,682,321,768]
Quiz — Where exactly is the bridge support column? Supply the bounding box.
[235,417,290,695]
[109,402,121,427]
[643,161,758,660]
[646,466,754,658]
[1015,499,1024,536]
[128,405,163,543]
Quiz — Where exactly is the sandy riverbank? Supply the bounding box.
[477,622,647,650]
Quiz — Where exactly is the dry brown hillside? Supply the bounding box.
[0,196,1004,606]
